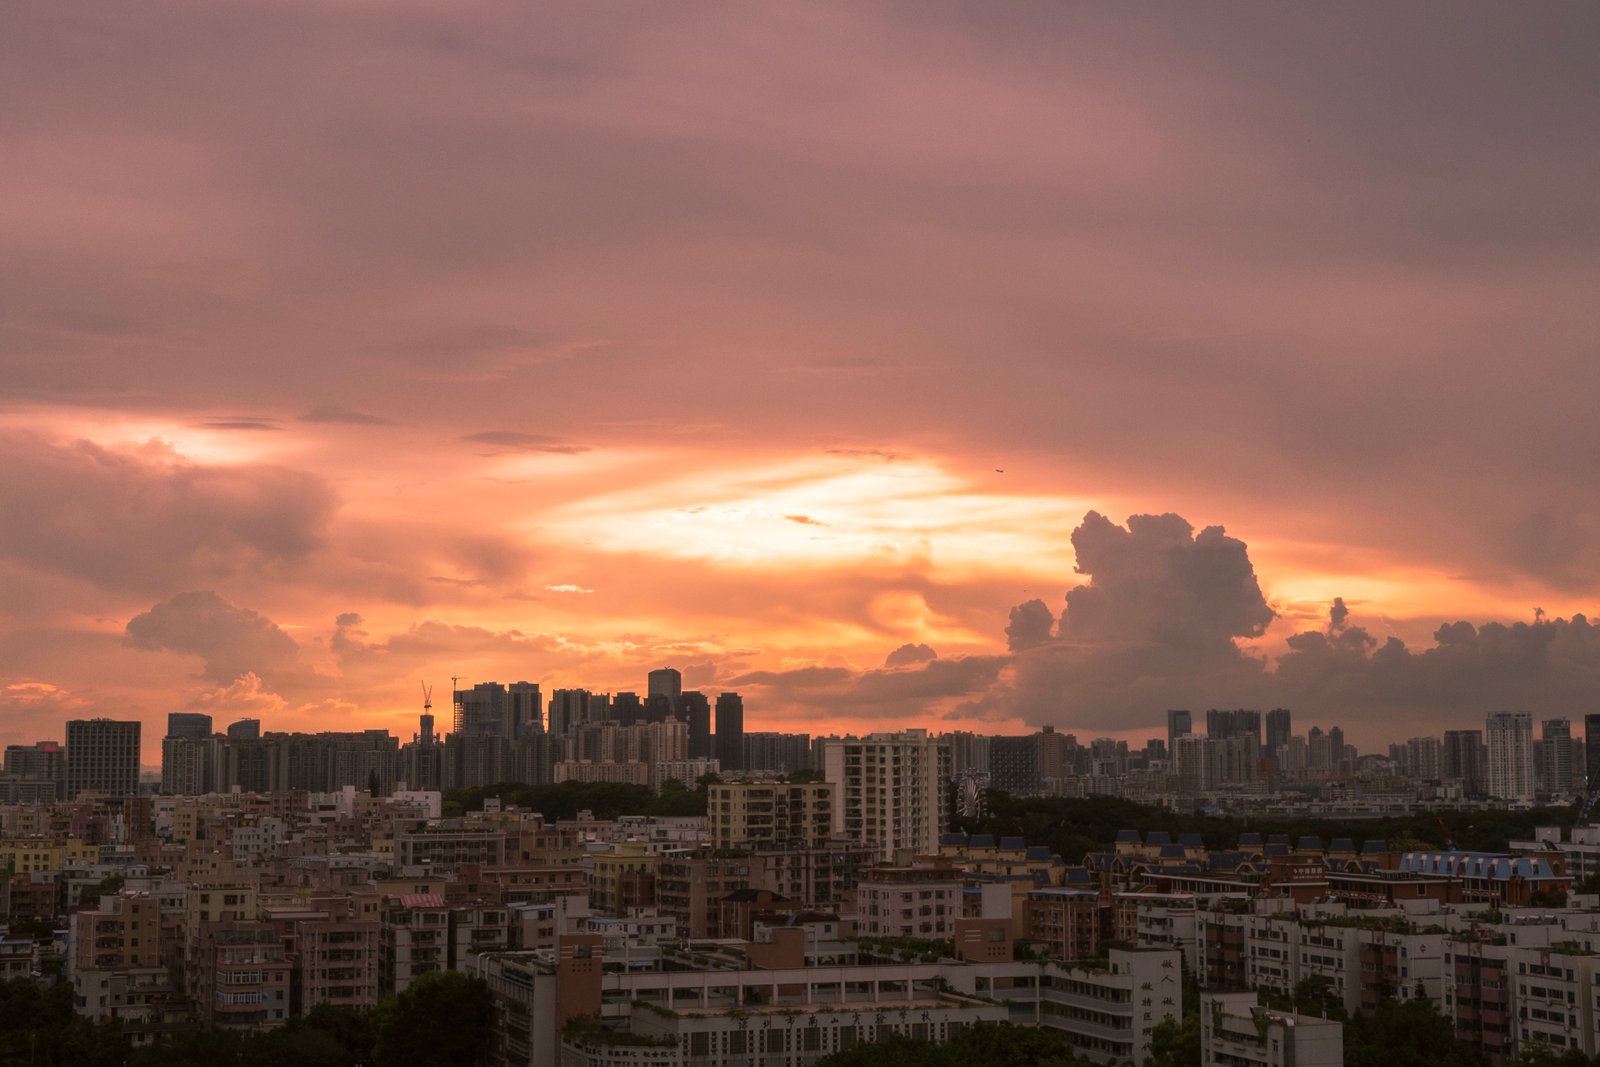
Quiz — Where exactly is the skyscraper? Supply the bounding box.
[508,681,543,737]
[161,713,214,796]
[1167,710,1192,755]
[1206,709,1262,751]
[681,691,712,759]
[548,689,592,737]
[715,692,744,771]
[1540,718,1576,797]
[66,719,141,799]
[1586,713,1600,791]
[1264,708,1292,759]
[1485,712,1535,802]
[645,669,681,723]
[1442,729,1487,795]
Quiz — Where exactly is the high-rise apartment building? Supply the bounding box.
[707,781,837,851]
[1540,719,1576,797]
[715,692,744,771]
[1206,709,1261,751]
[1586,714,1600,792]
[1167,710,1192,755]
[548,689,593,737]
[681,691,712,759]
[65,719,141,799]
[508,682,543,737]
[1264,709,1292,758]
[822,729,949,862]
[1406,736,1442,780]
[1442,729,1487,795]
[1485,712,1535,802]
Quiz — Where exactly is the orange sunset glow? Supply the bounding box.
[4,2,1599,762]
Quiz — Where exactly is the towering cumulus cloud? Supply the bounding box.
[991,513,1277,730]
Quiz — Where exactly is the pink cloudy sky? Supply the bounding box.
[3,2,1599,760]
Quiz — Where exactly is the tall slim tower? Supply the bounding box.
[508,682,543,737]
[1166,710,1192,756]
[1264,709,1292,758]
[1586,713,1600,791]
[1485,712,1535,802]
[1540,719,1575,796]
[681,691,712,759]
[715,692,744,771]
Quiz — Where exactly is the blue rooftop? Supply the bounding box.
[1238,832,1263,848]
[1146,831,1173,846]
[1362,841,1387,853]
[1115,830,1142,844]
[970,834,995,848]
[1329,838,1356,852]
[1296,836,1323,851]
[1398,851,1558,881]
[1025,845,1055,861]
[1000,836,1026,851]
[940,833,967,847]
[1179,833,1204,847]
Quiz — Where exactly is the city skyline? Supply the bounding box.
[4,4,1599,754]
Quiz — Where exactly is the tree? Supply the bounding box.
[1144,1013,1200,1067]
[372,971,493,1067]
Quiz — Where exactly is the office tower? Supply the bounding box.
[508,682,542,737]
[548,689,593,737]
[613,692,643,727]
[1540,719,1576,796]
[65,719,141,799]
[4,740,65,799]
[1307,728,1334,773]
[227,718,261,740]
[642,672,676,721]
[989,736,1040,795]
[1587,713,1600,791]
[821,729,950,862]
[1329,726,1348,769]
[681,691,712,759]
[1485,712,1535,802]
[1265,709,1292,758]
[166,713,212,740]
[1167,710,1192,755]
[1278,735,1308,777]
[715,692,744,771]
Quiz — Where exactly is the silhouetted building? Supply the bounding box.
[166,713,212,740]
[1206,709,1261,751]
[681,691,712,759]
[613,692,643,727]
[715,692,744,771]
[648,668,682,715]
[1265,708,1292,758]
[989,735,1040,795]
[1167,710,1192,755]
[1586,713,1600,790]
[508,681,543,736]
[548,689,593,737]
[1486,711,1535,801]
[226,718,260,740]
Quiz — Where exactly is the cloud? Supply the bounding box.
[1329,597,1349,631]
[884,642,937,667]
[124,591,305,687]
[300,405,392,425]
[784,514,828,526]
[730,655,1007,720]
[460,431,588,455]
[202,418,281,432]
[1005,599,1054,652]
[0,432,335,593]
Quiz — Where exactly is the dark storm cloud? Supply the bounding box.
[124,591,304,688]
[0,432,335,593]
[1329,597,1349,631]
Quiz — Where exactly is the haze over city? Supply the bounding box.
[4,2,1599,761]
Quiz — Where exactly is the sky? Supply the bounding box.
[3,1,1599,761]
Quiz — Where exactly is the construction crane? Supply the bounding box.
[421,681,433,713]
[1434,816,1456,851]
